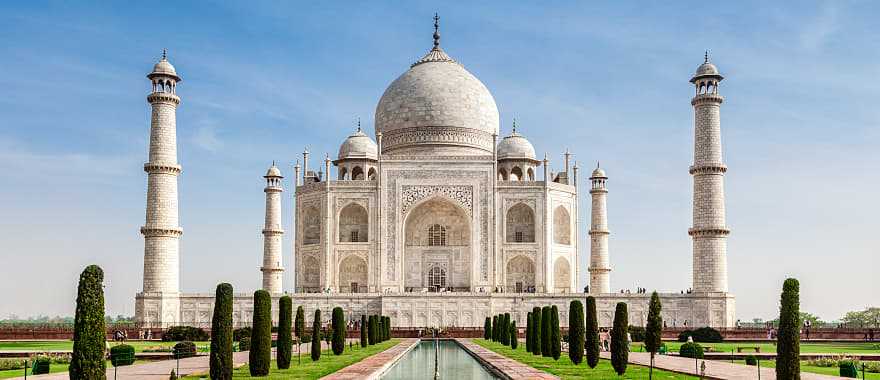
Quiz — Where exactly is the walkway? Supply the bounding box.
[603,351,843,380]
[322,339,418,380]
[10,351,249,380]
[456,339,559,380]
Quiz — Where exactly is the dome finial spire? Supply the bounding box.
[162,48,167,61]
[433,13,440,48]
[512,118,517,134]
[357,117,361,132]
[704,50,709,63]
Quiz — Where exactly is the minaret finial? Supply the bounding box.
[512,118,517,134]
[597,161,600,169]
[433,13,440,48]
[704,50,709,63]
[357,117,361,132]
[162,48,167,61]
[272,160,276,167]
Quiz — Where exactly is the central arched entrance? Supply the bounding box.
[403,196,471,292]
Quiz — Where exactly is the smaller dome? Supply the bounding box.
[695,62,719,77]
[265,163,282,178]
[337,128,378,161]
[591,166,607,178]
[148,50,181,81]
[497,129,536,161]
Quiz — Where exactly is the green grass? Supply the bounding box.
[474,339,697,379]
[723,359,880,380]
[632,341,880,354]
[184,339,401,379]
[0,340,210,352]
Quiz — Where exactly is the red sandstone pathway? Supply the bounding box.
[456,338,559,380]
[321,338,418,380]
[9,351,250,380]
[601,351,844,380]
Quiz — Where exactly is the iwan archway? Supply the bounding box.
[403,196,472,292]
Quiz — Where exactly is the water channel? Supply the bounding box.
[381,340,502,379]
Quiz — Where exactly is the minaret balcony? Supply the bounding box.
[147,92,180,105]
[140,226,183,237]
[691,93,724,105]
[144,163,182,175]
[689,164,727,175]
[688,227,730,237]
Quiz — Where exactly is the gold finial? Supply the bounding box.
[162,48,167,61]
[704,50,709,63]
[512,118,517,134]
[433,13,440,48]
[357,117,361,132]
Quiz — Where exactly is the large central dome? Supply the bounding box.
[375,24,499,156]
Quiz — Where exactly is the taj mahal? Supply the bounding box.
[135,17,735,329]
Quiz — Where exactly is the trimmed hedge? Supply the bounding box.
[249,290,271,376]
[611,302,628,375]
[568,300,584,365]
[550,306,561,360]
[360,315,368,347]
[677,327,723,343]
[295,306,305,342]
[525,312,532,352]
[163,326,209,342]
[110,344,135,366]
[745,355,758,366]
[277,296,293,369]
[310,309,322,361]
[233,327,252,343]
[484,317,492,340]
[541,306,551,357]
[777,278,801,379]
[510,321,518,349]
[174,341,197,359]
[70,264,106,380]
[532,307,542,356]
[629,326,646,342]
[839,360,858,378]
[210,283,234,379]
[32,357,51,375]
[679,342,704,359]
[238,336,250,352]
[331,307,345,355]
[368,315,376,345]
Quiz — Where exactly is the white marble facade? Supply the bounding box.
[136,21,736,328]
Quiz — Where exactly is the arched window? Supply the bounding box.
[510,166,523,181]
[367,167,377,180]
[338,203,368,242]
[302,206,321,245]
[498,167,508,181]
[427,224,446,246]
[554,257,571,292]
[428,265,446,288]
[338,167,348,180]
[553,205,571,245]
[351,166,364,180]
[527,168,535,181]
[506,203,535,243]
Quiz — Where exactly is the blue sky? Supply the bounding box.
[0,1,877,321]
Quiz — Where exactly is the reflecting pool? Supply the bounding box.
[381,340,501,380]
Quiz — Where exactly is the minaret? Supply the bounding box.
[141,50,183,296]
[588,164,611,294]
[261,162,285,294]
[689,52,729,293]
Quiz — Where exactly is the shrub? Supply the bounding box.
[510,321,518,349]
[31,356,51,375]
[233,327,252,342]
[211,283,234,379]
[679,342,704,359]
[331,307,346,355]
[777,278,801,380]
[745,355,758,366]
[839,360,858,378]
[492,315,499,342]
[277,295,293,369]
[163,326,209,342]
[525,312,532,352]
[677,327,723,343]
[238,336,251,351]
[541,306,551,357]
[386,316,391,340]
[70,264,106,380]
[295,306,305,342]
[169,369,177,380]
[532,307,542,356]
[568,300,584,365]
[645,291,663,378]
[629,326,646,342]
[610,302,629,375]
[368,315,377,345]
[585,296,599,369]
[484,317,491,340]
[300,334,311,344]
[0,359,27,371]
[110,344,135,366]
[249,290,272,376]
[550,305,561,360]
[311,309,322,361]
[360,315,368,347]
[174,341,197,359]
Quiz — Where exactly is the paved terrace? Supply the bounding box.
[456,338,559,380]
[321,338,418,380]
[600,351,843,380]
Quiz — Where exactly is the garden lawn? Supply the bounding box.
[184,339,400,379]
[0,340,210,352]
[721,359,880,380]
[474,339,697,379]
[632,341,880,354]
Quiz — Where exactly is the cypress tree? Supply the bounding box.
[568,300,585,365]
[510,321,518,349]
[776,278,801,380]
[377,316,384,342]
[550,305,561,360]
[541,306,551,357]
[385,316,391,340]
[295,306,305,342]
[69,265,106,380]
[484,317,491,340]
[492,315,499,341]
[310,309,322,361]
[645,291,663,378]
[368,315,377,345]
[249,290,272,376]
[360,315,368,347]
[525,312,532,352]
[276,296,292,369]
[585,296,600,369]
[210,283,234,379]
[501,313,510,345]
[610,302,629,376]
[532,307,542,356]
[331,307,345,355]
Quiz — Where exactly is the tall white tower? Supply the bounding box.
[261,163,285,294]
[689,53,729,293]
[588,164,611,294]
[141,51,183,295]
[136,51,183,326]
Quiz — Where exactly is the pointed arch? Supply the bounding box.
[338,255,367,293]
[510,166,523,181]
[553,205,571,245]
[506,255,535,292]
[338,203,368,242]
[506,203,535,243]
[302,206,321,245]
[553,257,571,292]
[367,167,377,180]
[351,166,364,180]
[527,167,535,181]
[498,167,508,181]
[338,166,348,180]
